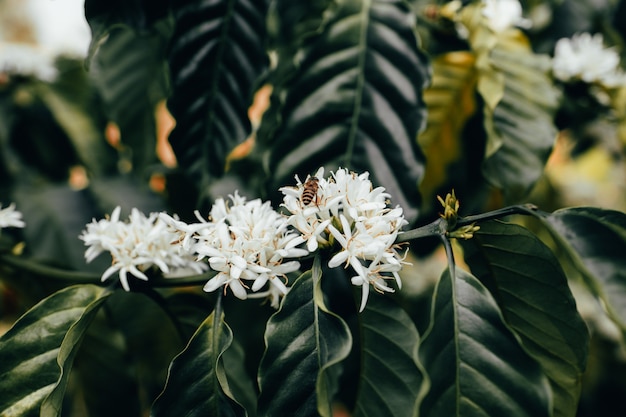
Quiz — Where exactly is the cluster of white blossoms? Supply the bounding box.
[78,168,409,311]
[0,203,25,231]
[80,207,207,291]
[160,193,307,308]
[552,32,626,88]
[280,168,408,312]
[481,0,531,33]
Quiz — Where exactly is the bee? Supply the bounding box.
[301,176,320,206]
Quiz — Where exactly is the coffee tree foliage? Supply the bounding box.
[1,0,626,416]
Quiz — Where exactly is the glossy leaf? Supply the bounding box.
[418,51,477,211]
[418,268,551,417]
[461,4,560,202]
[462,220,589,417]
[352,294,424,417]
[257,268,352,417]
[0,285,110,417]
[167,0,269,189]
[542,207,626,331]
[152,306,248,417]
[260,0,429,223]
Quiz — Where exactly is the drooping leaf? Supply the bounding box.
[418,51,477,212]
[167,0,269,191]
[152,304,248,417]
[260,0,429,223]
[541,207,626,332]
[257,268,352,417]
[89,23,171,176]
[460,4,560,202]
[352,294,424,417]
[418,268,551,417]
[461,220,589,417]
[0,284,110,417]
[84,0,171,60]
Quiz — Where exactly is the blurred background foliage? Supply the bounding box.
[0,0,625,415]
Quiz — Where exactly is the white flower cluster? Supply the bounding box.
[553,33,626,88]
[78,168,409,311]
[0,203,25,231]
[80,207,207,291]
[160,193,307,308]
[481,0,531,33]
[280,168,408,312]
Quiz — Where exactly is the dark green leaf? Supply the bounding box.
[462,220,589,417]
[418,268,551,417]
[74,309,142,417]
[90,23,171,175]
[152,305,247,417]
[167,0,269,189]
[460,5,560,202]
[481,41,559,202]
[353,294,424,417]
[0,285,110,417]
[542,207,626,331]
[260,0,429,223]
[85,0,170,57]
[257,268,352,417]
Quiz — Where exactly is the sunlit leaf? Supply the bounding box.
[418,51,477,211]
[352,294,424,417]
[167,0,269,190]
[152,305,248,417]
[260,0,429,223]
[462,220,589,417]
[0,285,110,417]
[418,268,551,417]
[541,207,626,332]
[257,268,352,417]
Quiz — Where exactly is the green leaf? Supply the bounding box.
[85,0,170,60]
[461,220,589,417]
[167,0,269,189]
[152,304,248,417]
[542,207,626,332]
[418,268,551,417]
[460,4,560,202]
[260,0,429,223]
[90,23,171,175]
[257,268,352,417]
[0,284,110,417]
[73,310,142,417]
[352,294,424,417]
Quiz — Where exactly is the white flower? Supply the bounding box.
[80,207,206,291]
[281,168,408,312]
[0,203,25,230]
[481,0,531,33]
[164,192,307,307]
[0,43,58,82]
[553,33,626,88]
